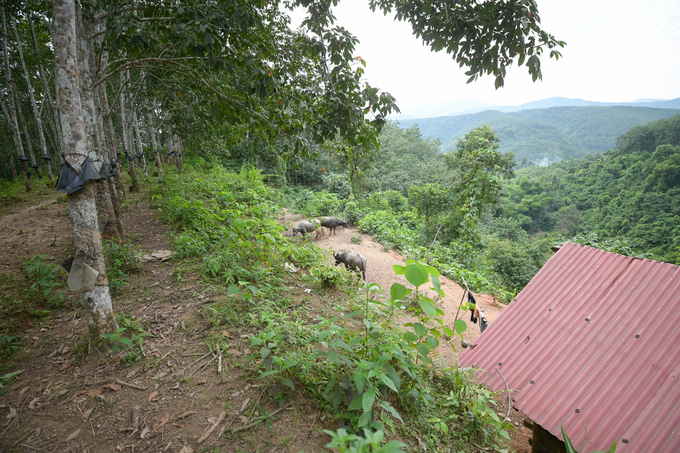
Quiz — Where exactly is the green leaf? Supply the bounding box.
[405,263,429,288]
[426,266,440,278]
[403,331,419,342]
[413,323,427,337]
[378,401,404,423]
[358,409,372,427]
[425,336,440,349]
[561,425,576,453]
[390,283,407,301]
[362,387,376,413]
[378,374,398,392]
[281,378,295,389]
[348,395,363,411]
[232,219,247,229]
[444,327,455,336]
[419,299,437,318]
[416,342,431,357]
[227,285,240,295]
[392,265,405,275]
[430,274,444,297]
[454,319,467,334]
[354,370,366,393]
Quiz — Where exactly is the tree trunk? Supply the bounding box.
[99,82,126,202]
[76,1,119,240]
[29,15,64,159]
[146,107,163,175]
[53,0,118,356]
[12,16,52,180]
[0,120,17,178]
[132,108,148,176]
[119,73,139,192]
[14,89,41,180]
[0,9,31,191]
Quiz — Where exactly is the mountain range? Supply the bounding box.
[395,104,680,165]
[392,96,680,120]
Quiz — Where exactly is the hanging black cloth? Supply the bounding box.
[55,157,103,194]
[468,292,478,323]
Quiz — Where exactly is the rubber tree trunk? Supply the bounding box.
[99,81,126,201]
[14,90,41,180]
[53,0,118,356]
[0,8,31,192]
[76,1,119,240]
[0,121,17,178]
[12,16,52,180]
[146,107,163,175]
[132,108,148,176]
[29,15,64,159]
[119,73,139,192]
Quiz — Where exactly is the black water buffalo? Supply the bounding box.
[292,221,317,237]
[321,216,349,235]
[334,250,367,280]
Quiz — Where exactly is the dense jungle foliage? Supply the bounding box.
[397,106,680,165]
[284,115,680,301]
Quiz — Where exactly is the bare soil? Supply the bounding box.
[284,214,533,452]
[0,190,532,453]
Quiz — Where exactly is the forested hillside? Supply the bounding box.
[497,114,680,263]
[397,106,680,164]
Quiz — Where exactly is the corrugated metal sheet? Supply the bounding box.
[458,243,680,452]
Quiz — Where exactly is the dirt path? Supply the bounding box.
[284,214,534,452]
[282,214,506,362]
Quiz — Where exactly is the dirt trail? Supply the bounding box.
[282,214,507,359]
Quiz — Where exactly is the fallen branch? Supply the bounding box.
[196,410,226,444]
[232,404,290,434]
[494,367,511,422]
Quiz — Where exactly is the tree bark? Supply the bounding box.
[53,0,118,356]
[0,119,17,178]
[1,8,32,191]
[132,107,148,176]
[12,16,52,179]
[146,107,163,175]
[119,73,139,192]
[76,1,119,240]
[29,15,64,159]
[13,89,41,180]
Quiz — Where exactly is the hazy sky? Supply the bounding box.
[288,0,680,115]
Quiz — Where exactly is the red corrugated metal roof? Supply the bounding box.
[458,242,680,453]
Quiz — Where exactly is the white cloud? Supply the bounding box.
[288,0,680,113]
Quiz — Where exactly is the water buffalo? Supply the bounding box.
[322,216,349,235]
[292,221,317,237]
[334,250,366,280]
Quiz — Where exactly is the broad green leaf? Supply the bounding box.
[232,219,247,229]
[454,319,467,334]
[390,283,407,301]
[385,364,401,389]
[227,285,240,295]
[379,375,398,392]
[413,323,427,337]
[405,263,429,287]
[358,410,372,428]
[362,387,376,413]
[426,266,440,278]
[392,264,406,275]
[281,378,295,389]
[426,336,440,349]
[355,370,366,393]
[430,274,444,297]
[379,401,404,422]
[348,395,363,411]
[419,299,437,318]
[444,327,455,336]
[403,331,419,342]
[416,342,431,357]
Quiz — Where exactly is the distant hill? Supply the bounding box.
[396,106,680,164]
[396,96,680,117]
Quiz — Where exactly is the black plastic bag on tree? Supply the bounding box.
[55,157,103,194]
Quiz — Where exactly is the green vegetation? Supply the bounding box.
[147,163,512,450]
[498,115,680,263]
[398,106,680,164]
